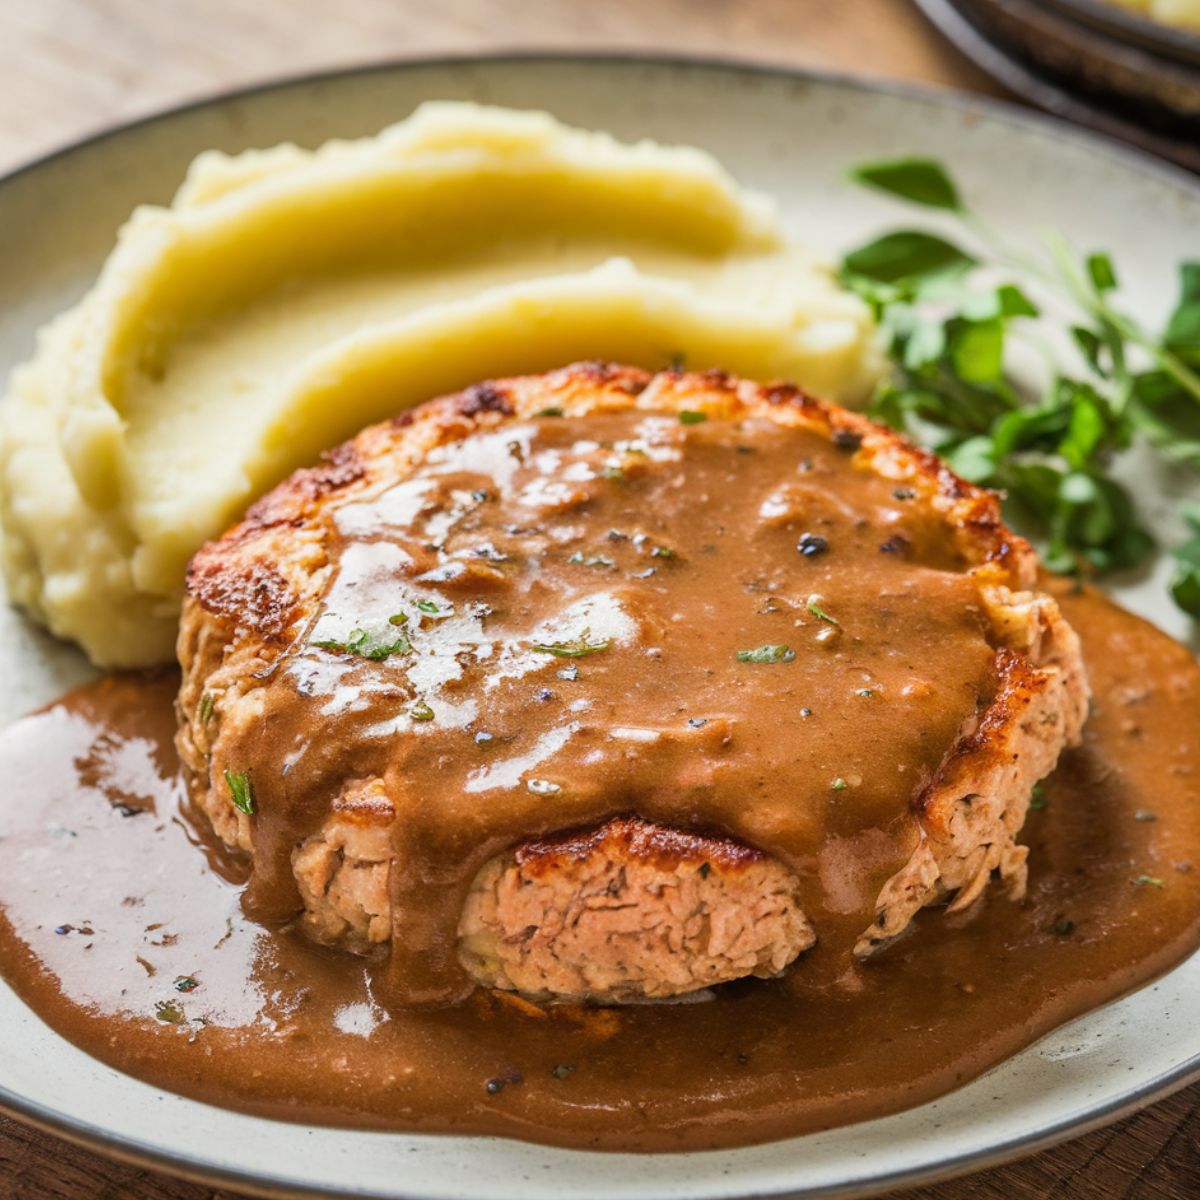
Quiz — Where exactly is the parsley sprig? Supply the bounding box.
[533,630,610,658]
[842,157,1200,614]
[313,624,412,660]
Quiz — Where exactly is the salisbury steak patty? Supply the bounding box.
[177,362,1088,1006]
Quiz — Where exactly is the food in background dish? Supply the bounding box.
[1105,0,1200,31]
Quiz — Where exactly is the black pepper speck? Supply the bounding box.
[797,532,829,558]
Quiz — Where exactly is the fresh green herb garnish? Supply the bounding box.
[831,777,848,791]
[736,644,796,664]
[315,625,412,659]
[363,636,410,660]
[154,999,186,1024]
[1133,874,1165,888]
[650,545,677,559]
[568,551,616,569]
[198,692,214,725]
[224,769,255,815]
[1171,502,1200,617]
[1028,784,1048,811]
[533,632,611,658]
[679,410,708,425]
[416,599,452,617]
[850,157,964,211]
[536,406,565,417]
[174,976,200,993]
[807,598,839,625]
[843,156,1200,610]
[410,700,435,722]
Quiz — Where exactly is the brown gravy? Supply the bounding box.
[0,586,1198,1150]
[204,409,1005,1005]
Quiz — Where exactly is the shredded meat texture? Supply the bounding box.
[458,817,815,1003]
[176,361,1090,1005]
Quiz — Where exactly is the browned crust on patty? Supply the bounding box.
[177,361,1088,1001]
[184,362,1036,640]
[513,815,769,876]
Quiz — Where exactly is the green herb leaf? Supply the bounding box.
[949,317,1004,385]
[416,599,453,617]
[1170,513,1200,617]
[843,231,976,285]
[174,975,200,993]
[831,777,848,791]
[155,999,186,1024]
[849,157,963,211]
[1133,874,1165,888]
[1087,252,1118,293]
[224,769,255,815]
[1164,262,1200,363]
[995,283,1040,318]
[679,410,708,425]
[410,700,435,722]
[199,693,214,724]
[536,406,565,417]
[806,598,839,625]
[314,625,412,659]
[736,644,795,664]
[533,633,611,658]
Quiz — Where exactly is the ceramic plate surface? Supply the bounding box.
[1,54,1199,1200]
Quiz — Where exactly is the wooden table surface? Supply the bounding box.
[0,1,1196,1197]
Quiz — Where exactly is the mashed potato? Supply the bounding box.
[0,102,880,667]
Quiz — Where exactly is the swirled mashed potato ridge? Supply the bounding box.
[0,102,879,666]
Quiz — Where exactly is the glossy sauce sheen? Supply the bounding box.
[1,446,1200,1147]
[225,412,1001,1002]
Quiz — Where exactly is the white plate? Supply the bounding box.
[1,53,1198,1200]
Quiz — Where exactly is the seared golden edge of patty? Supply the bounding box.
[176,362,1089,998]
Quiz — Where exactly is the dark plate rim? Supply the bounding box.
[1,47,1199,1200]
[913,0,1200,171]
